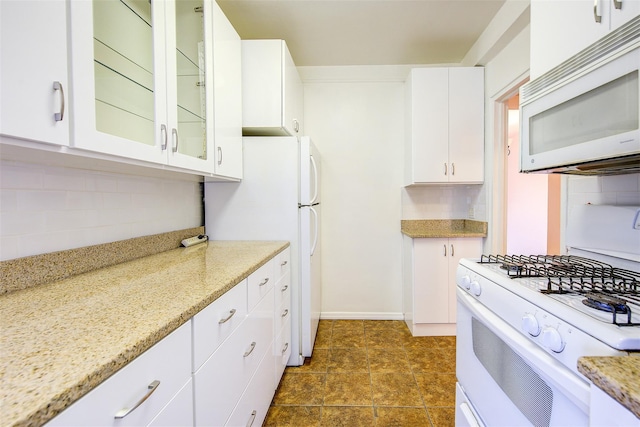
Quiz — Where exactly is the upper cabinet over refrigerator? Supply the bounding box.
[68,0,216,173]
[241,40,304,136]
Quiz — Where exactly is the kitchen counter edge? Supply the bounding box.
[401,219,488,238]
[578,356,640,419]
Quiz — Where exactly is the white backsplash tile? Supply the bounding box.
[0,160,203,261]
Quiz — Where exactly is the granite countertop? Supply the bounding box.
[0,240,289,427]
[578,356,640,419]
[401,219,488,238]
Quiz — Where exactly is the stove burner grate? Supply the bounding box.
[478,254,640,326]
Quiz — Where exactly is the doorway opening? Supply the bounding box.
[502,93,561,255]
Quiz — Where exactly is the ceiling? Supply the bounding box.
[216,0,507,67]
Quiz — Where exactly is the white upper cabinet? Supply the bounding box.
[69,0,218,174]
[211,1,243,179]
[405,67,484,185]
[242,40,303,136]
[0,0,70,146]
[531,0,640,78]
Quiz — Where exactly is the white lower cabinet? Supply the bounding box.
[46,322,192,427]
[403,235,483,336]
[226,343,276,427]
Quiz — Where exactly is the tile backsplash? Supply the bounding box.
[401,185,486,221]
[567,174,640,208]
[0,160,203,261]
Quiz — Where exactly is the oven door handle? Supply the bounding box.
[457,289,591,413]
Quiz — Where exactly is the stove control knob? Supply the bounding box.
[540,327,565,353]
[521,314,541,337]
[470,280,481,296]
[460,275,471,290]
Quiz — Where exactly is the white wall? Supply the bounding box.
[0,160,203,261]
[301,66,405,319]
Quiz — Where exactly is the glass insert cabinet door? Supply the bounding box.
[69,0,214,172]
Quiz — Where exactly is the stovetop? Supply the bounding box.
[478,254,640,327]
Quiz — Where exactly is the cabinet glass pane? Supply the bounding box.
[175,0,207,160]
[93,0,155,146]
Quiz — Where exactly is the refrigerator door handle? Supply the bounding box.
[310,206,319,256]
[310,154,319,205]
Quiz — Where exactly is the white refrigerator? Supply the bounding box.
[204,136,321,366]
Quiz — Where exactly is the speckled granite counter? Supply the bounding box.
[0,240,289,427]
[578,356,640,419]
[401,219,487,238]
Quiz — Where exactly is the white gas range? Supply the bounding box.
[455,205,640,427]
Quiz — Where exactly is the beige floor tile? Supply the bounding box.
[314,327,332,349]
[324,373,373,406]
[402,335,441,349]
[328,348,369,373]
[371,373,423,407]
[434,336,456,350]
[427,407,455,427]
[273,372,326,405]
[374,406,431,427]
[320,406,376,427]
[367,348,411,373]
[415,373,457,406]
[264,406,322,427]
[317,319,334,333]
[406,347,455,373]
[332,319,365,332]
[296,348,330,373]
[331,328,366,348]
[365,328,406,348]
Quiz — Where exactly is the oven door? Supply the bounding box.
[456,289,590,427]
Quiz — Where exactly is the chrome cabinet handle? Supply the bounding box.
[280,260,288,267]
[246,410,257,427]
[594,0,602,22]
[444,162,448,176]
[451,244,455,257]
[281,309,289,318]
[218,308,237,324]
[259,278,269,287]
[171,128,179,152]
[451,163,455,176]
[160,124,168,150]
[243,342,257,357]
[613,0,622,9]
[282,342,289,354]
[53,81,65,121]
[217,146,222,165]
[443,244,447,257]
[281,284,288,292]
[293,119,299,133]
[114,380,160,419]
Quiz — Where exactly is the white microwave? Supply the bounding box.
[520,17,640,175]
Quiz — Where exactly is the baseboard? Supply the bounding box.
[320,312,405,320]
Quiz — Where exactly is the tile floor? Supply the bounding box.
[265,320,457,426]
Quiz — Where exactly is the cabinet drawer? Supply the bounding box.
[226,343,276,427]
[274,320,291,387]
[274,247,291,282]
[194,289,274,427]
[148,378,193,427]
[247,260,274,311]
[275,292,291,336]
[46,322,191,427]
[274,271,291,316]
[193,280,248,371]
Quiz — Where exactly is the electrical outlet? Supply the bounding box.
[468,207,475,219]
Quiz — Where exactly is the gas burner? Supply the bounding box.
[582,292,630,314]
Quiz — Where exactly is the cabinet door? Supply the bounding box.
[530,0,610,78]
[609,0,640,30]
[147,378,193,427]
[283,43,303,135]
[447,238,483,323]
[448,68,484,183]
[409,68,449,183]
[69,0,167,163]
[413,238,449,324]
[164,0,215,173]
[212,1,243,179]
[0,0,69,146]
